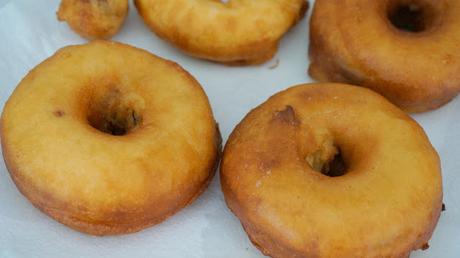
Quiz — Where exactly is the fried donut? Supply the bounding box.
[309,0,460,113]
[134,0,308,65]
[221,83,442,257]
[1,41,221,235]
[57,0,128,39]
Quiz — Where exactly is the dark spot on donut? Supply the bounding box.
[442,203,446,212]
[273,105,299,126]
[421,243,430,250]
[53,110,65,117]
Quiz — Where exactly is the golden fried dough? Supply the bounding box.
[57,0,128,39]
[1,41,221,235]
[135,0,308,65]
[221,83,442,257]
[309,0,460,112]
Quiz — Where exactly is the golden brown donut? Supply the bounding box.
[221,83,442,257]
[1,40,221,235]
[134,0,308,65]
[57,0,128,39]
[309,0,460,113]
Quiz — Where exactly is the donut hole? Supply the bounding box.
[306,144,347,177]
[387,2,434,33]
[87,89,145,136]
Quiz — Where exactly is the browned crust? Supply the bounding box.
[0,41,222,235]
[134,0,309,65]
[221,174,308,258]
[223,181,442,258]
[57,0,129,39]
[1,121,221,235]
[308,0,460,113]
[220,83,443,257]
[222,1,309,66]
[308,32,457,113]
[220,107,315,258]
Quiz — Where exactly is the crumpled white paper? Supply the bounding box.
[0,1,459,257]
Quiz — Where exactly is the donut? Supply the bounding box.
[57,0,128,39]
[134,0,308,65]
[308,0,460,113]
[221,83,442,257]
[1,40,221,235]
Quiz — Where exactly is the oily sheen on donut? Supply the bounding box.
[1,41,221,235]
[309,0,460,113]
[134,0,308,65]
[57,0,128,39]
[221,83,442,258]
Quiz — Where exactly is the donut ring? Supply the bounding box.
[134,0,308,65]
[221,83,442,257]
[57,0,128,39]
[1,41,221,235]
[309,0,460,112]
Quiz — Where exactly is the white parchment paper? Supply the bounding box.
[0,1,459,257]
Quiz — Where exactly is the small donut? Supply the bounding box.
[57,0,128,39]
[221,83,442,257]
[134,0,308,65]
[1,41,221,235]
[308,0,460,113]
